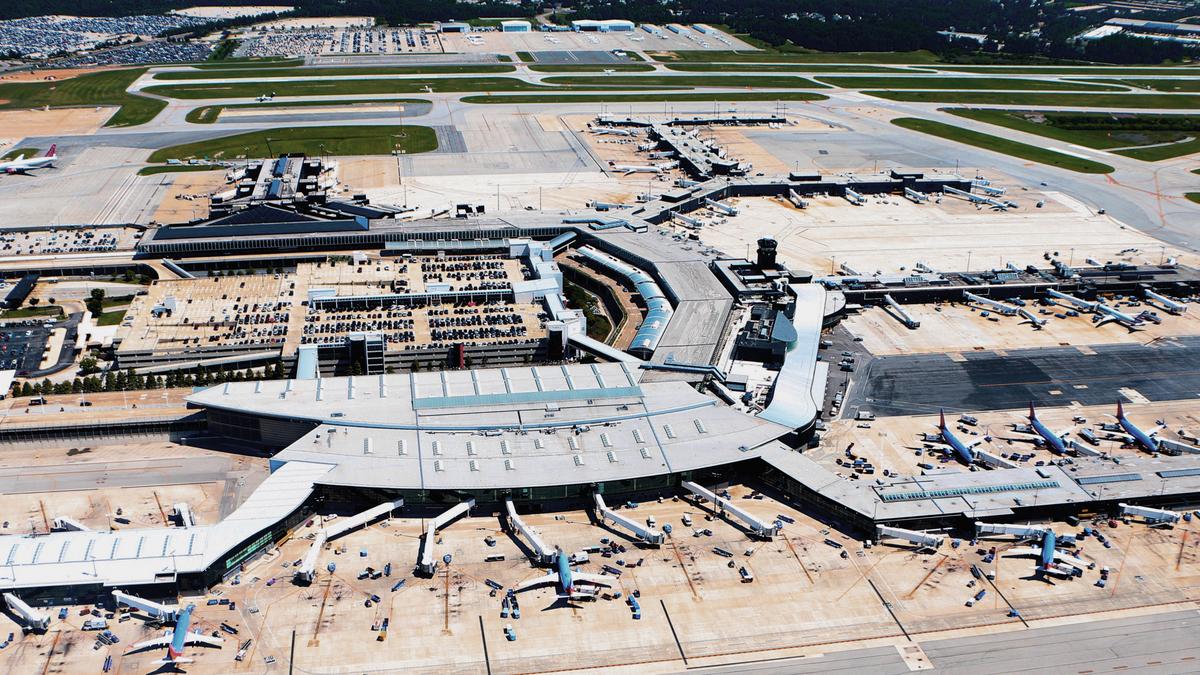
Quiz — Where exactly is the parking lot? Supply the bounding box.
[0,321,50,373]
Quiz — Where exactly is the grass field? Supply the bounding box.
[147,125,437,162]
[461,91,829,104]
[891,117,1115,173]
[941,66,1200,75]
[144,77,626,99]
[184,98,429,124]
[154,64,516,80]
[542,74,828,88]
[647,49,941,64]
[818,76,1123,91]
[1,148,39,160]
[1087,78,1200,92]
[663,63,908,73]
[96,309,128,326]
[866,90,1200,109]
[527,64,656,72]
[1,305,63,319]
[944,108,1200,161]
[0,68,164,127]
[1188,193,1200,205]
[137,164,223,176]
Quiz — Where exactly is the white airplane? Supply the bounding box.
[255,92,275,102]
[126,604,222,665]
[0,145,56,174]
[1004,530,1091,579]
[422,85,434,93]
[1093,303,1150,330]
[602,68,616,74]
[515,548,610,600]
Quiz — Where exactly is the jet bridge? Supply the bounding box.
[884,294,920,329]
[974,521,1047,538]
[173,503,195,528]
[904,187,929,204]
[51,516,90,532]
[1143,288,1186,315]
[3,593,49,633]
[704,198,739,216]
[787,189,808,209]
[1018,308,1047,328]
[672,211,704,229]
[592,493,664,545]
[1120,502,1181,524]
[1047,288,1096,312]
[876,525,943,550]
[844,187,866,206]
[113,590,178,622]
[417,499,475,576]
[682,481,779,539]
[963,291,1019,316]
[504,498,555,565]
[294,499,404,584]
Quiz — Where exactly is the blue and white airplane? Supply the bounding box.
[126,603,222,665]
[1004,530,1090,579]
[515,548,611,600]
[931,410,988,466]
[1111,401,1165,453]
[1027,402,1070,455]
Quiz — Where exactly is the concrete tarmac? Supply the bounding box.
[850,335,1200,416]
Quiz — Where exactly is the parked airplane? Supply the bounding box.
[1110,401,1165,453]
[1026,403,1070,455]
[1093,303,1149,330]
[1004,530,1090,579]
[514,548,610,600]
[0,145,56,174]
[125,603,222,665]
[929,409,987,465]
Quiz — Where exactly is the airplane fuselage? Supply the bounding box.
[556,552,574,597]
[1039,531,1056,570]
[169,604,194,659]
[1120,415,1159,452]
[1030,416,1067,455]
[938,420,976,465]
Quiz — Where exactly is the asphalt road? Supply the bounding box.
[847,335,1200,417]
[682,608,1200,674]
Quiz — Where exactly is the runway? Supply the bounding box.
[684,608,1200,674]
[849,335,1200,416]
[0,456,233,494]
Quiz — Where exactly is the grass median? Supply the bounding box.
[460,91,828,104]
[819,76,1122,91]
[147,125,437,162]
[138,164,224,175]
[0,68,164,127]
[945,108,1200,161]
[648,49,940,64]
[541,74,828,88]
[528,64,656,72]
[184,98,429,124]
[154,64,516,80]
[891,117,1114,173]
[144,77,634,99]
[664,63,908,73]
[867,90,1200,109]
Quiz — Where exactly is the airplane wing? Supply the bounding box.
[514,572,559,592]
[185,632,224,648]
[967,438,988,449]
[1003,547,1042,558]
[1053,551,1090,569]
[570,572,612,588]
[129,635,171,652]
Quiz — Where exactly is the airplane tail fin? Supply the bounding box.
[1116,401,1125,420]
[45,144,56,158]
[1029,401,1036,421]
[939,409,946,430]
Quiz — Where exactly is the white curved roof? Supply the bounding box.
[758,284,826,430]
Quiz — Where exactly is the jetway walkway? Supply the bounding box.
[417,499,475,576]
[294,499,404,584]
[504,499,555,565]
[3,593,49,632]
[593,493,664,545]
[113,590,177,621]
[682,481,779,539]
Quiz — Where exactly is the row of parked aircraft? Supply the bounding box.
[925,401,1172,469]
